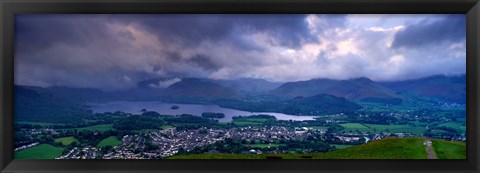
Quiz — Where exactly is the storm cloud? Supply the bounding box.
[391,15,466,49]
[14,14,466,90]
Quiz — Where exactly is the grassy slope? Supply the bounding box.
[431,139,466,159]
[54,136,79,145]
[340,123,425,135]
[169,137,427,159]
[332,144,355,149]
[97,136,123,147]
[15,144,64,159]
[437,122,466,133]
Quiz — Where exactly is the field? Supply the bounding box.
[66,124,115,132]
[231,121,263,126]
[431,139,466,159]
[54,136,79,145]
[16,121,64,127]
[356,96,441,112]
[306,126,329,130]
[15,144,64,159]
[437,122,466,133]
[340,123,370,132]
[160,125,175,129]
[332,144,355,149]
[247,144,286,149]
[97,136,123,147]
[340,123,426,135]
[364,124,426,134]
[169,137,428,159]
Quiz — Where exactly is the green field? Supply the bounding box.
[356,96,443,112]
[16,121,64,127]
[54,136,79,146]
[431,139,466,159]
[97,136,123,148]
[340,123,369,129]
[227,117,273,126]
[340,123,370,132]
[66,124,115,132]
[365,124,426,134]
[307,126,329,130]
[248,144,286,149]
[437,122,466,133]
[160,125,175,129]
[231,121,263,126]
[169,137,428,159]
[340,123,426,135]
[15,144,64,159]
[237,118,271,123]
[332,144,355,149]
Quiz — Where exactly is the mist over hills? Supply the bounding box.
[15,74,466,104]
[14,74,466,121]
[270,77,401,102]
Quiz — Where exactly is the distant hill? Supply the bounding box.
[14,85,89,122]
[379,75,466,104]
[136,77,181,89]
[270,77,401,104]
[37,86,111,103]
[162,78,245,102]
[213,78,283,94]
[216,94,362,116]
[287,94,362,114]
[169,137,465,159]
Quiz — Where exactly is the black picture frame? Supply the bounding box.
[1,0,479,172]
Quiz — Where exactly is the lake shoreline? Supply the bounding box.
[89,101,316,122]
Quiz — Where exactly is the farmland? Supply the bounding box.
[248,144,286,149]
[15,144,64,159]
[340,123,426,135]
[16,121,64,127]
[97,136,123,147]
[54,136,79,145]
[66,124,115,132]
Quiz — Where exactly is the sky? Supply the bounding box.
[14,14,466,90]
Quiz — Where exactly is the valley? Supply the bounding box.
[13,74,467,159]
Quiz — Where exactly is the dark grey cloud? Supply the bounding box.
[113,14,325,49]
[15,15,111,53]
[391,15,465,49]
[14,14,464,90]
[188,55,219,71]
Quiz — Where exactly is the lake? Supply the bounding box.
[89,101,315,122]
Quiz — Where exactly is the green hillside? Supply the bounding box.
[97,136,123,147]
[169,137,465,159]
[15,144,64,159]
[54,136,79,146]
[431,139,466,159]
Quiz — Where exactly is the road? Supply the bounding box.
[424,138,437,159]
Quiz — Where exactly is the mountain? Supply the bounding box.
[287,94,363,114]
[15,85,89,122]
[270,77,401,104]
[216,94,362,116]
[168,137,465,159]
[213,78,283,94]
[379,74,466,104]
[39,86,111,103]
[136,77,181,89]
[162,78,245,102]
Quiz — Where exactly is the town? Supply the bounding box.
[16,124,424,159]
